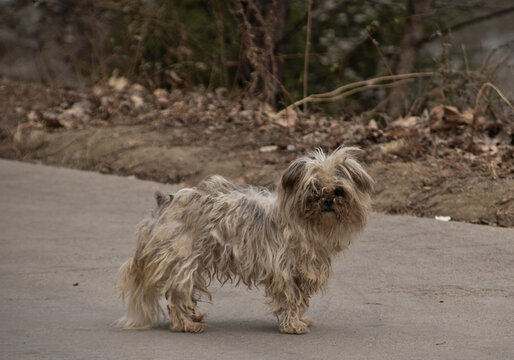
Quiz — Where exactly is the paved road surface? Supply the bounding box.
[1,159,513,360]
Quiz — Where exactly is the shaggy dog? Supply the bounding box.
[116,147,373,334]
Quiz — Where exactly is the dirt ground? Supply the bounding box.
[1,77,512,227]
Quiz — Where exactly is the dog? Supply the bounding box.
[115,147,373,334]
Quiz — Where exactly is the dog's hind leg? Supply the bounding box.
[166,299,206,333]
[164,258,208,333]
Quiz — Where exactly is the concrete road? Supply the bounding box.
[1,159,513,360]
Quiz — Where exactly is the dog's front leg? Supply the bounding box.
[270,285,310,334]
[278,297,310,334]
[298,295,314,327]
[280,310,309,334]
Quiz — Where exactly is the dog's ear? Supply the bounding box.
[155,191,174,207]
[346,159,374,193]
[332,147,374,194]
[281,158,308,192]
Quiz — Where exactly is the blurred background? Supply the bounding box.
[0,0,512,226]
[1,0,512,114]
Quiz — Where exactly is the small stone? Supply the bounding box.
[259,145,278,153]
[367,119,379,130]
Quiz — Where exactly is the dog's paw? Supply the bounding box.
[301,317,314,327]
[184,322,207,333]
[280,321,310,335]
[170,321,207,333]
[191,312,207,323]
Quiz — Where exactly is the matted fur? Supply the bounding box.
[115,147,373,334]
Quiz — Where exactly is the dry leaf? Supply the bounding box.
[270,108,297,127]
[130,95,144,108]
[380,139,408,156]
[391,116,419,128]
[430,105,473,130]
[384,129,417,138]
[108,75,129,91]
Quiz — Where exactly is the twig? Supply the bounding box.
[302,0,313,112]
[249,60,297,111]
[474,82,514,115]
[237,0,282,105]
[84,31,108,80]
[209,0,229,87]
[130,5,153,78]
[421,5,514,44]
[366,30,393,75]
[469,82,514,151]
[480,40,513,73]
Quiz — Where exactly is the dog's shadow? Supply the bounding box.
[152,319,278,335]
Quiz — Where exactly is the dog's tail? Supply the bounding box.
[114,256,164,329]
[114,191,172,329]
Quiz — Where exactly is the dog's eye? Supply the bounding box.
[307,195,321,205]
[334,187,346,197]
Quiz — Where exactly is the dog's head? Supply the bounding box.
[278,147,373,232]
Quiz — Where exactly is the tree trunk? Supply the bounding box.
[386,0,432,118]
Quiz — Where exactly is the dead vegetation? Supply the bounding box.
[0,76,512,227]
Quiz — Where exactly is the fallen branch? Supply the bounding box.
[282,72,434,111]
[304,79,412,104]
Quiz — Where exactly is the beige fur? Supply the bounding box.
[115,147,373,334]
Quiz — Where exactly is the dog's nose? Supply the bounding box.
[323,198,334,211]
